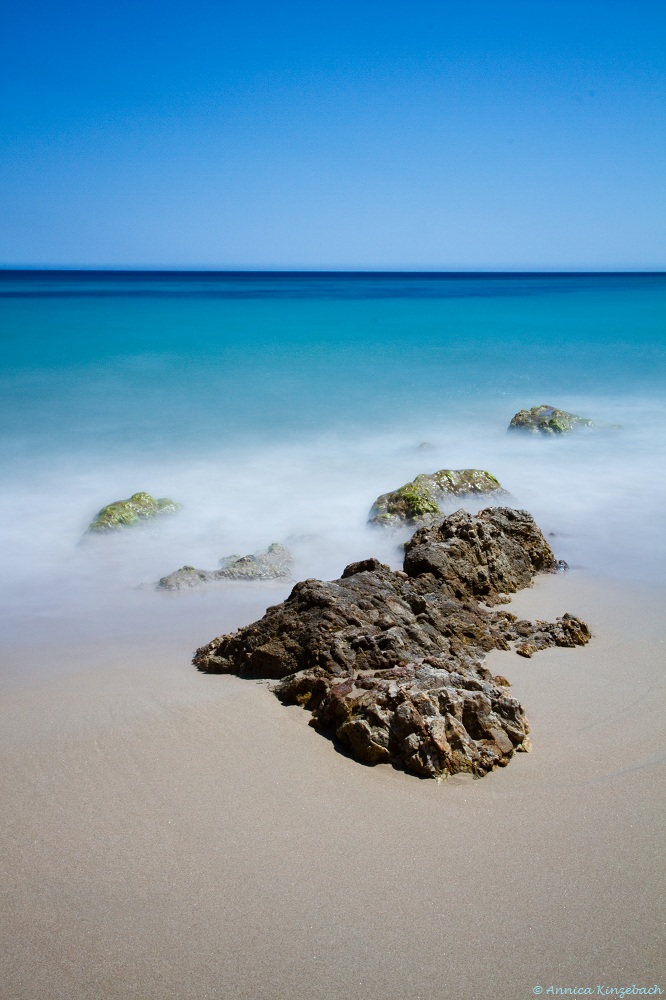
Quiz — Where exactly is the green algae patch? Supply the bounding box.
[368,469,508,528]
[508,404,594,435]
[393,482,440,519]
[88,492,182,533]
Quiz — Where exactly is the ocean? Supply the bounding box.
[1,270,664,649]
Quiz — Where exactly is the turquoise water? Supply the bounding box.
[1,271,664,644]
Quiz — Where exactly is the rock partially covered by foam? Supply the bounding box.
[88,492,181,533]
[158,543,292,590]
[193,508,590,780]
[508,404,594,435]
[218,543,292,580]
[368,469,508,528]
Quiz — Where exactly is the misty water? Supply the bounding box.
[1,271,664,649]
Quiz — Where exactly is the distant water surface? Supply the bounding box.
[1,271,664,648]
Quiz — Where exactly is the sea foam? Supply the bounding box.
[1,272,664,647]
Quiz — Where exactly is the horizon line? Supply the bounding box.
[1,266,665,276]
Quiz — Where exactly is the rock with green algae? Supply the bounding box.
[88,492,182,533]
[368,469,508,528]
[508,405,594,435]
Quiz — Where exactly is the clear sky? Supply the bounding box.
[1,0,665,269]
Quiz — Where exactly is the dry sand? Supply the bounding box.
[1,571,664,1000]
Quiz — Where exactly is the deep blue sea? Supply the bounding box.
[1,271,664,645]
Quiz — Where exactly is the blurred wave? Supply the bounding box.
[0,272,664,645]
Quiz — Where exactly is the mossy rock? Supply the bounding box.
[368,469,508,528]
[508,405,594,435]
[88,492,182,533]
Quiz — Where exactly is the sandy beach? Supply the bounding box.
[1,570,664,1000]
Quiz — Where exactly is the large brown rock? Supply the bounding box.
[403,507,558,604]
[193,508,590,780]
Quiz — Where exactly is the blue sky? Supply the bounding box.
[1,0,665,269]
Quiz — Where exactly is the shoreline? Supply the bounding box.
[1,568,664,998]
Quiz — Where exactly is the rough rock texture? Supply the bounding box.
[368,469,508,528]
[88,492,181,533]
[508,405,594,435]
[158,543,292,590]
[506,613,592,658]
[194,508,590,779]
[403,507,558,605]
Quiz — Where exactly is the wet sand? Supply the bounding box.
[1,571,664,999]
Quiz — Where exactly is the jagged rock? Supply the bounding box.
[508,405,594,435]
[504,613,592,657]
[88,492,181,533]
[403,507,557,605]
[194,508,590,779]
[368,469,508,528]
[158,543,292,590]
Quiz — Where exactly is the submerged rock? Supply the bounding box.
[157,565,219,590]
[88,492,181,533]
[508,405,594,435]
[368,469,508,528]
[158,543,292,590]
[217,542,293,580]
[194,508,590,780]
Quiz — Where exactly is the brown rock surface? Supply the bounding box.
[403,507,558,604]
[194,508,590,779]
